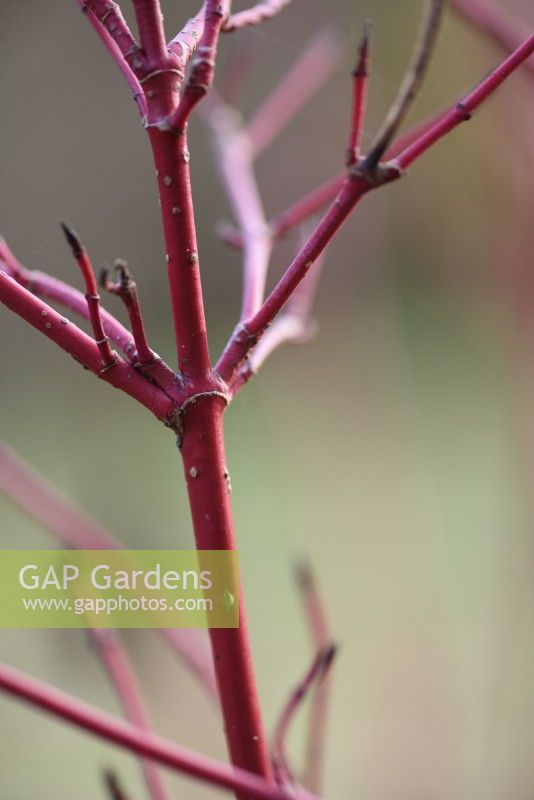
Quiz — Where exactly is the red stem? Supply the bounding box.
[0,246,135,359]
[179,395,272,787]
[147,130,212,378]
[169,0,229,131]
[84,0,145,74]
[61,222,115,367]
[271,645,336,789]
[144,33,273,792]
[296,564,331,794]
[78,0,147,117]
[203,96,271,321]
[101,262,153,364]
[347,23,371,166]
[131,0,167,67]
[90,630,173,800]
[217,36,533,384]
[168,3,207,70]
[0,272,173,420]
[0,443,217,696]
[394,34,534,169]
[0,662,314,800]
[216,174,377,383]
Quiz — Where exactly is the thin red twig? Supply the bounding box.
[223,0,292,32]
[394,33,534,169]
[131,0,167,67]
[230,237,325,393]
[0,240,183,401]
[216,35,534,386]
[101,261,153,365]
[0,662,317,800]
[271,645,336,789]
[169,0,230,130]
[83,0,145,75]
[0,443,217,698]
[168,3,207,74]
[203,95,272,321]
[78,1,147,116]
[346,22,371,166]
[61,222,115,367]
[295,563,331,794]
[364,0,445,169]
[0,272,173,420]
[0,239,135,360]
[89,629,173,800]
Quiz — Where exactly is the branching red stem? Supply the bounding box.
[295,563,331,794]
[0,272,173,419]
[271,645,336,789]
[101,260,153,364]
[0,662,314,800]
[131,0,167,67]
[347,22,371,166]
[230,240,325,393]
[79,1,147,116]
[168,3,206,72]
[394,33,534,169]
[83,0,145,74]
[450,0,534,78]
[0,241,135,360]
[216,35,533,386]
[61,221,115,367]
[0,443,217,697]
[203,97,272,321]
[364,0,445,169]
[169,0,230,130]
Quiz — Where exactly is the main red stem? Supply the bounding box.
[147,101,271,794]
[179,395,272,784]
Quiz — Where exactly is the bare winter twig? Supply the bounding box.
[271,645,337,789]
[364,0,446,169]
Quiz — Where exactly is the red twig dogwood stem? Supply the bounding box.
[0,444,217,696]
[0,662,318,800]
[1,1,533,798]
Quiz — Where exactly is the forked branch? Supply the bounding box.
[450,0,534,78]
[216,33,534,388]
[364,0,445,169]
[0,662,317,800]
[296,563,332,794]
[61,221,115,367]
[271,645,337,789]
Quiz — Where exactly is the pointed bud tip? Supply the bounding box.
[354,20,372,74]
[323,641,338,667]
[294,558,314,590]
[60,220,83,259]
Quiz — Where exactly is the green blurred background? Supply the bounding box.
[2,0,534,798]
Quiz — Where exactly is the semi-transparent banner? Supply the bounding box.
[0,550,239,628]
